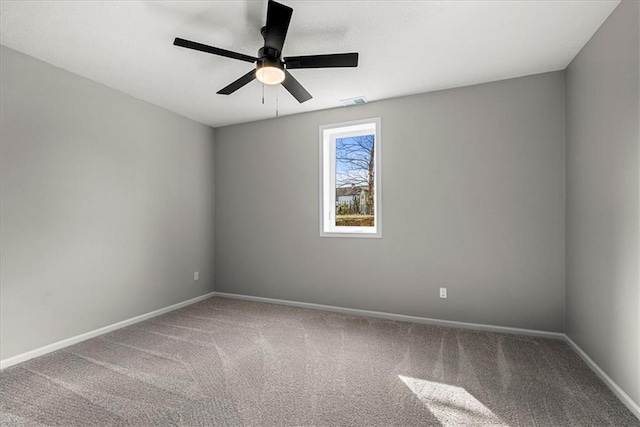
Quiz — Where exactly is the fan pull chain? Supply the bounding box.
[276,89,279,117]
[262,83,265,105]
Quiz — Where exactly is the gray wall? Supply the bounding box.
[215,71,566,332]
[0,46,216,360]
[565,0,640,406]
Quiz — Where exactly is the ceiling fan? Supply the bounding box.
[173,0,359,103]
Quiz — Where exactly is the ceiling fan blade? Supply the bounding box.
[285,53,359,69]
[282,69,312,103]
[264,0,293,54]
[174,38,257,63]
[217,70,257,95]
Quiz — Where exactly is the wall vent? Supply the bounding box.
[340,96,367,107]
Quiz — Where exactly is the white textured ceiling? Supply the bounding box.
[0,0,619,128]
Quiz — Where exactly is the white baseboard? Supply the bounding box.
[565,335,640,419]
[2,289,637,421]
[213,292,565,339]
[0,291,216,370]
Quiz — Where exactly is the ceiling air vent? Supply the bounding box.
[340,96,367,107]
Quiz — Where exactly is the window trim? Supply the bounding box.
[319,117,382,238]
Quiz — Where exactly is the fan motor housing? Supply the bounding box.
[258,47,282,61]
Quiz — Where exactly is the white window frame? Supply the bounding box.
[319,117,382,238]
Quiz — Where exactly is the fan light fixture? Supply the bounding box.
[256,63,285,85]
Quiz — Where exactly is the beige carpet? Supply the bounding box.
[1,297,638,426]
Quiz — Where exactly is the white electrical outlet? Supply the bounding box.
[439,287,447,299]
[194,271,199,281]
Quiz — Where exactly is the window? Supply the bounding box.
[319,117,381,237]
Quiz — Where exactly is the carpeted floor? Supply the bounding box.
[1,297,638,426]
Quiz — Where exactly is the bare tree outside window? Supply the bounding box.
[335,134,375,227]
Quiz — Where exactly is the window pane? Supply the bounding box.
[335,134,375,227]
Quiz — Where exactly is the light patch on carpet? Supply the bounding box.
[398,375,506,426]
